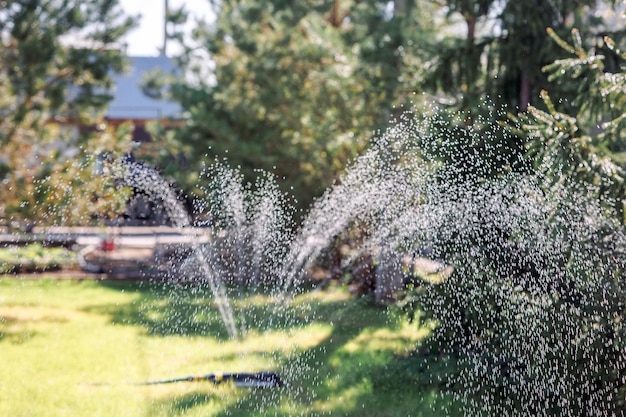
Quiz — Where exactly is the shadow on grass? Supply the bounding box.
[0,309,69,345]
[85,280,379,340]
[85,280,456,416]
[0,315,39,345]
[212,324,451,417]
[83,279,314,340]
[146,390,220,417]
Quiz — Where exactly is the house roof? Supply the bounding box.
[106,56,182,121]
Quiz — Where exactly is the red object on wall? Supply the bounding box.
[99,239,116,251]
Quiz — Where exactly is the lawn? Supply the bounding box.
[0,278,454,416]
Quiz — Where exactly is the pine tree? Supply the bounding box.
[149,0,438,211]
[516,26,626,219]
[421,0,603,112]
[398,0,618,182]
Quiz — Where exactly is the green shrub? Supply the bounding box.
[0,244,77,273]
[406,180,626,416]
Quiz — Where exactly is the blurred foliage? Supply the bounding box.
[0,0,137,225]
[147,1,626,211]
[30,123,135,226]
[0,243,77,273]
[398,176,626,416]
[3,1,626,225]
[422,0,609,111]
[396,17,626,415]
[146,0,440,211]
[410,0,624,184]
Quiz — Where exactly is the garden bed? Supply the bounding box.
[0,244,78,274]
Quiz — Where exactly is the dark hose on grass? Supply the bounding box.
[137,371,285,388]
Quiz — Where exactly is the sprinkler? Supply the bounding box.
[138,371,285,388]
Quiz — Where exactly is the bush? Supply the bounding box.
[406,178,626,416]
[0,244,77,273]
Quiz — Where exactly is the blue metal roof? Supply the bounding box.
[106,56,182,120]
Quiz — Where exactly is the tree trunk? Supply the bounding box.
[519,70,531,112]
[395,0,407,16]
[466,16,476,41]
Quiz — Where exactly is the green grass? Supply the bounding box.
[0,278,456,416]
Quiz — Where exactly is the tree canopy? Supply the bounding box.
[2,0,626,225]
[149,0,441,211]
[149,0,626,213]
[0,0,137,225]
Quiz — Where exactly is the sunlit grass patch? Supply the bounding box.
[0,278,448,416]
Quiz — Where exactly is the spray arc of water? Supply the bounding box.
[122,162,240,339]
[115,106,626,415]
[273,109,626,415]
